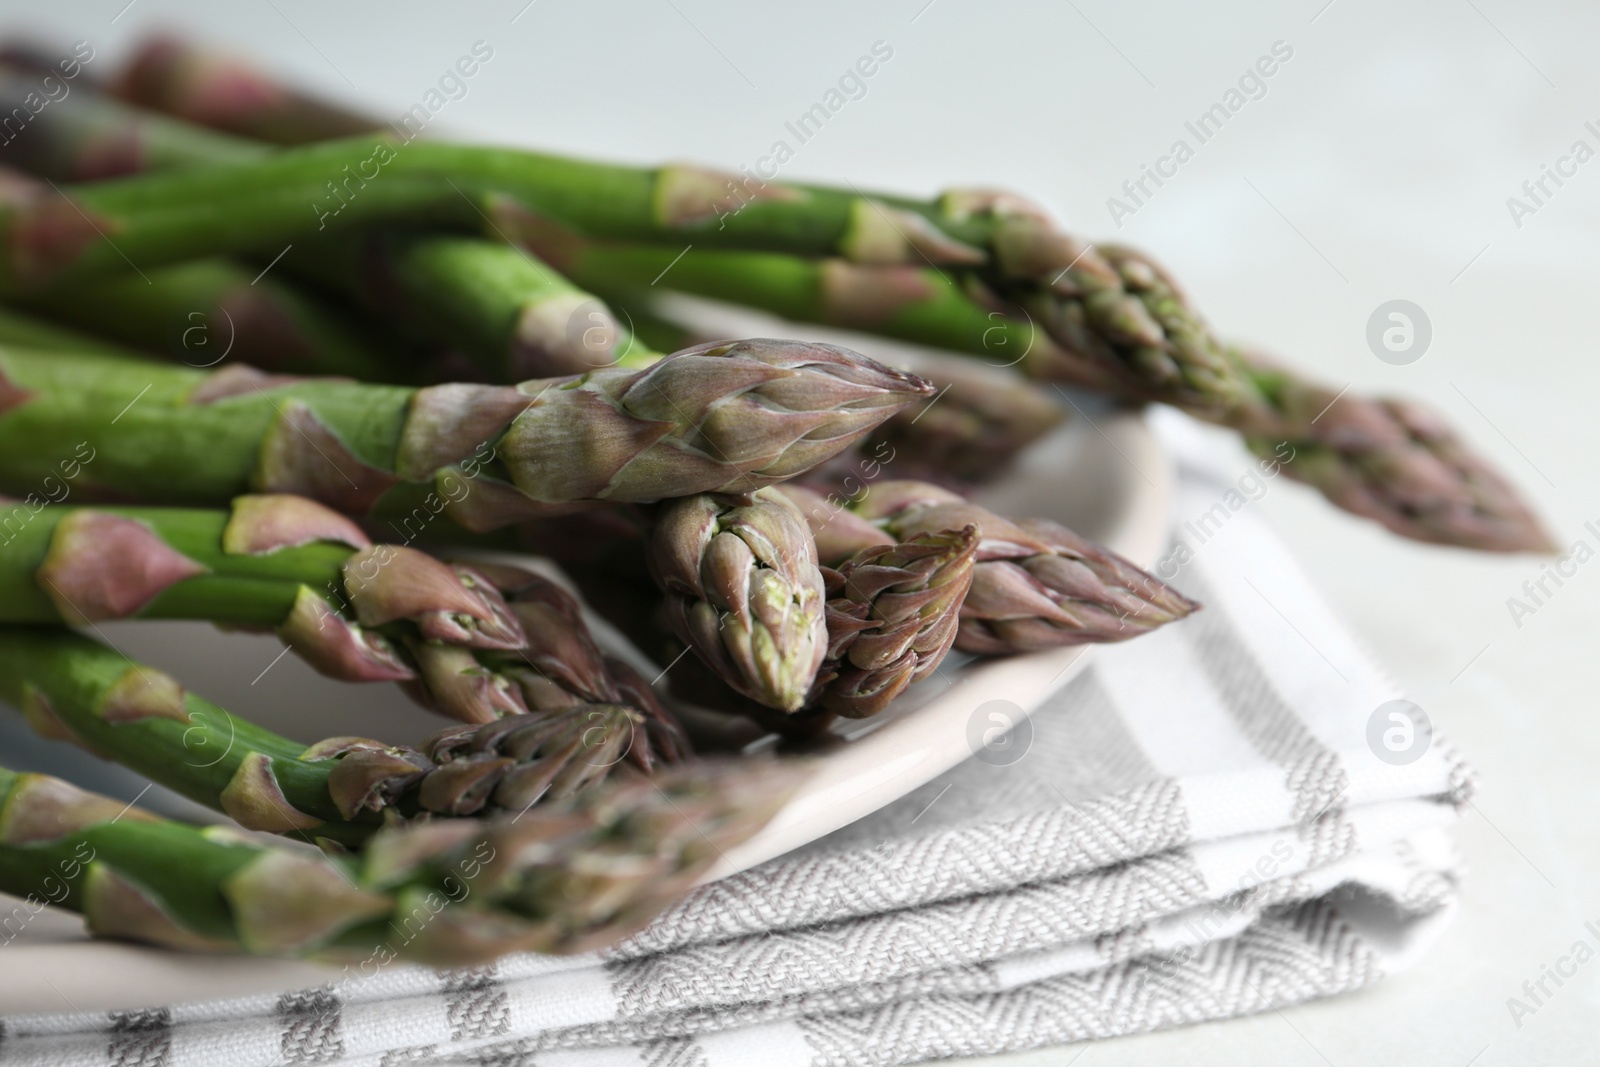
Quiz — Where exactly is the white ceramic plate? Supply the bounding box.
[0,402,1168,1013]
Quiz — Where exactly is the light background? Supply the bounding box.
[2,1,1598,1062]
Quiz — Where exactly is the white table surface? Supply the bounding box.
[2,1,1598,1061]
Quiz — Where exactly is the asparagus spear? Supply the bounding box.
[573,287,1067,488]
[563,246,1554,553]
[644,488,981,718]
[0,624,683,841]
[111,35,382,145]
[0,493,529,693]
[825,351,1065,489]
[0,304,127,355]
[779,483,1198,654]
[447,560,690,757]
[0,85,624,381]
[505,492,978,721]
[540,499,975,723]
[0,339,932,526]
[817,525,978,717]
[0,755,793,962]
[542,243,1126,392]
[647,489,828,713]
[0,156,397,381]
[0,67,263,179]
[287,229,657,379]
[1229,347,1552,553]
[18,254,400,381]
[519,178,1239,415]
[611,512,981,722]
[0,132,979,293]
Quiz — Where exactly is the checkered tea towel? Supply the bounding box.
[0,416,1473,1067]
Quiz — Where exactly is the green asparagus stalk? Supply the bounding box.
[0,136,989,294]
[0,625,682,841]
[779,482,1198,653]
[537,191,1234,415]
[0,156,395,380]
[647,489,828,712]
[0,755,793,961]
[0,304,127,355]
[546,239,1192,402]
[288,230,660,378]
[111,35,382,145]
[0,95,403,381]
[0,339,932,526]
[551,244,1070,376]
[18,254,401,381]
[0,79,647,381]
[0,67,263,179]
[817,525,978,717]
[0,492,532,706]
[565,246,1554,553]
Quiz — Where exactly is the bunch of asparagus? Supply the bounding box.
[0,36,1548,966]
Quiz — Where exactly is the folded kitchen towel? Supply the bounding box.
[0,418,1474,1067]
